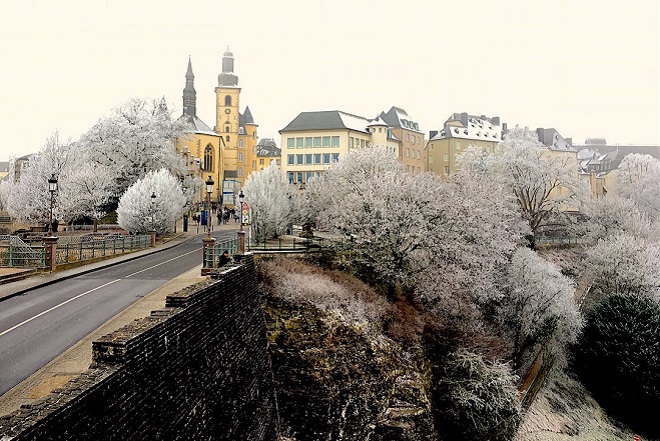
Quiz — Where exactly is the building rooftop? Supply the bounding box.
[280,110,372,133]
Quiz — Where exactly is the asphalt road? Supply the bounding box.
[0,231,233,396]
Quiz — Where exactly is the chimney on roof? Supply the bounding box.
[429,130,438,139]
[460,112,468,126]
[480,115,486,121]
[492,116,500,126]
[502,122,508,133]
[536,128,545,143]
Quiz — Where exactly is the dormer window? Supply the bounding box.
[239,127,245,135]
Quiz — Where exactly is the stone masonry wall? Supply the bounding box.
[0,254,276,441]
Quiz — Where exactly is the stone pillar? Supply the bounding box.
[201,236,215,276]
[43,236,58,272]
[237,230,246,254]
[149,230,157,248]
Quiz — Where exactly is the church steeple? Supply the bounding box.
[218,47,239,87]
[183,56,196,117]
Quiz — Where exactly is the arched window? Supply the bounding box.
[203,144,213,172]
[226,135,230,143]
[225,95,231,106]
[224,125,230,133]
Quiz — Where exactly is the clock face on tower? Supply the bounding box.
[225,108,231,114]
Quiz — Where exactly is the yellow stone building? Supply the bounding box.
[176,49,261,207]
[426,112,504,177]
[279,110,400,185]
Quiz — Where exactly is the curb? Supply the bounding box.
[0,234,200,303]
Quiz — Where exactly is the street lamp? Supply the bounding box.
[205,175,214,237]
[47,174,58,235]
[238,190,244,233]
[150,192,156,231]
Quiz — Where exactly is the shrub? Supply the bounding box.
[431,349,521,440]
[571,293,660,437]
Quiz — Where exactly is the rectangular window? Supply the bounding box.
[296,154,303,165]
[444,152,449,161]
[287,172,294,184]
[406,148,410,157]
[305,137,313,148]
[259,159,265,165]
[252,160,256,168]
[349,137,354,148]
[238,153,244,162]
[455,141,460,151]
[305,154,312,164]
[287,154,294,165]
[238,139,244,148]
[287,138,294,149]
[429,154,433,164]
[314,137,322,147]
[306,171,313,182]
[296,172,303,183]
[332,153,339,162]
[314,154,321,164]
[323,136,331,147]
[323,153,331,164]
[416,150,420,160]
[332,136,340,147]
[296,137,304,148]
[444,166,450,175]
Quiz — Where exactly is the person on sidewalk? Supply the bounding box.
[218,250,232,267]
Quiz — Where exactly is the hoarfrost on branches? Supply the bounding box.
[499,247,582,369]
[586,233,660,301]
[488,127,589,239]
[117,169,186,235]
[79,98,188,201]
[615,153,660,222]
[242,162,294,241]
[5,132,74,225]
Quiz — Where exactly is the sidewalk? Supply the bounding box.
[0,220,243,302]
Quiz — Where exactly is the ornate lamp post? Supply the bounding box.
[201,175,215,275]
[237,189,246,253]
[47,174,58,235]
[150,192,157,229]
[205,175,214,238]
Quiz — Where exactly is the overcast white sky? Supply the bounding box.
[1,0,658,160]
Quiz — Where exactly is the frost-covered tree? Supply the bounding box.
[0,180,9,212]
[432,349,522,440]
[309,146,527,300]
[117,169,186,235]
[490,127,588,241]
[616,153,660,221]
[242,162,294,241]
[499,247,582,369]
[583,195,655,242]
[79,98,189,202]
[586,233,660,301]
[5,132,73,225]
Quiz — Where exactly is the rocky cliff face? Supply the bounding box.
[264,297,438,441]
[258,256,439,440]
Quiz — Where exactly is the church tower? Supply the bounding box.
[215,48,241,191]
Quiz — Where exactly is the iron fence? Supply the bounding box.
[0,234,45,267]
[246,235,327,252]
[55,234,151,265]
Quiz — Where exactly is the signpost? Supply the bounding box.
[241,201,250,225]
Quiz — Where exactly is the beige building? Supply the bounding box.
[379,107,425,173]
[279,110,399,185]
[426,112,504,177]
[254,138,281,172]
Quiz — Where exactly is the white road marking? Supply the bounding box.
[0,279,122,337]
[124,249,199,278]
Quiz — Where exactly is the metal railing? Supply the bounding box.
[246,235,327,252]
[0,234,45,267]
[536,236,586,246]
[55,234,151,265]
[204,236,240,269]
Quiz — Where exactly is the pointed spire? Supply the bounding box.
[183,56,196,117]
